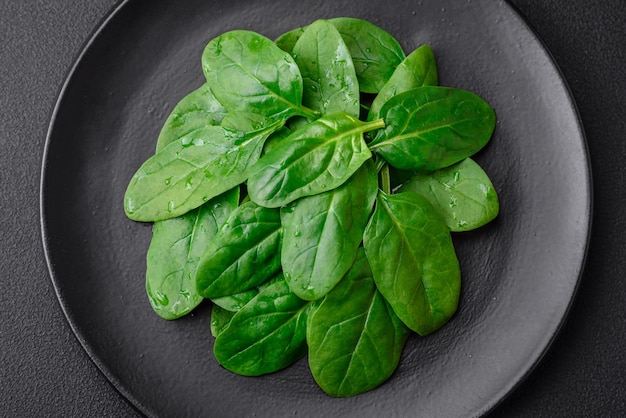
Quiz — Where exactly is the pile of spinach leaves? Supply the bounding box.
[124,18,499,397]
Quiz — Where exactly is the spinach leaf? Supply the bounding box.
[146,95,237,319]
[195,201,282,299]
[280,161,377,300]
[211,272,284,312]
[275,26,306,54]
[307,249,409,397]
[292,20,360,117]
[124,121,281,222]
[328,18,406,94]
[156,83,227,150]
[261,126,291,156]
[202,30,317,121]
[145,187,239,319]
[398,158,499,231]
[220,111,270,132]
[363,191,461,336]
[213,278,310,376]
[369,86,496,171]
[368,45,438,121]
[277,19,405,94]
[210,288,258,312]
[247,112,384,208]
[286,115,311,132]
[210,304,235,337]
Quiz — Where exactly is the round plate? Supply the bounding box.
[41,0,591,416]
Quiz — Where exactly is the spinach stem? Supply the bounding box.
[363,118,385,133]
[374,158,386,173]
[380,163,391,194]
[299,105,321,120]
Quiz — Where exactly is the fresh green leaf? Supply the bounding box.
[363,191,461,336]
[277,19,406,94]
[398,158,499,231]
[286,115,311,132]
[145,187,239,319]
[261,126,291,155]
[195,201,282,299]
[370,86,496,171]
[211,272,284,312]
[210,304,236,337]
[124,122,282,222]
[328,18,405,93]
[145,90,235,319]
[292,20,360,117]
[220,111,271,132]
[368,45,438,121]
[280,161,377,300]
[156,83,227,151]
[248,112,384,208]
[213,278,310,376]
[275,26,306,54]
[202,30,316,121]
[307,249,409,397]
[210,288,258,312]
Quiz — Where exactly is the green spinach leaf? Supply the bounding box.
[261,126,292,155]
[248,112,383,208]
[328,18,406,94]
[370,86,496,170]
[220,111,271,132]
[124,122,281,222]
[213,278,310,376]
[211,272,284,312]
[275,26,306,54]
[277,19,406,94]
[307,249,409,397]
[202,30,316,121]
[368,45,438,121]
[210,304,236,337]
[210,288,258,312]
[145,187,239,319]
[292,20,360,117]
[280,161,377,300]
[195,201,282,299]
[398,158,499,231]
[363,191,461,336]
[156,83,227,150]
[145,94,236,319]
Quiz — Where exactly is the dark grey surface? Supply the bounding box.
[1,1,624,417]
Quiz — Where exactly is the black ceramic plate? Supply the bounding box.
[41,0,591,416]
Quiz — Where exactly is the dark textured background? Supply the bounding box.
[1,0,624,416]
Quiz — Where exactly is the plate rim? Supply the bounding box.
[479,1,594,413]
[39,0,149,414]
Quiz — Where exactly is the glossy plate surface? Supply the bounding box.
[41,0,591,416]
